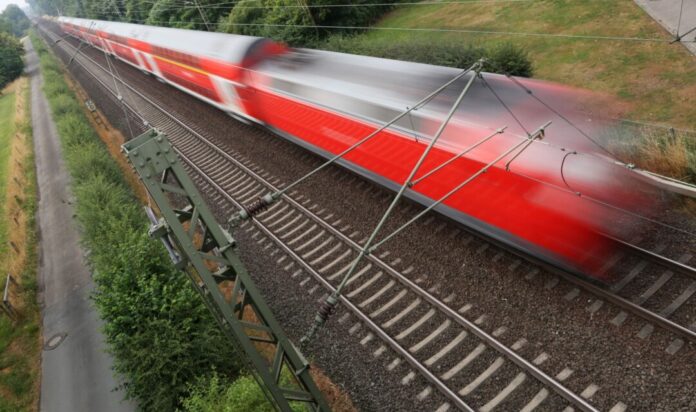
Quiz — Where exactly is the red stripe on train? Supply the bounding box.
[252,88,613,275]
[154,57,222,103]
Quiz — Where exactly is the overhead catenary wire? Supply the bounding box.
[54,22,696,243]
[479,75,532,136]
[618,118,696,136]
[67,20,149,136]
[502,73,618,158]
[300,59,486,344]
[192,0,212,31]
[102,44,137,138]
[59,13,692,44]
[65,20,138,138]
[97,0,533,15]
[99,0,534,12]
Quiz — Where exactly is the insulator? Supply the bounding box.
[243,197,271,217]
[317,299,335,320]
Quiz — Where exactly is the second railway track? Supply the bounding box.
[38,22,696,411]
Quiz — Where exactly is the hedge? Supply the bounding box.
[321,35,534,77]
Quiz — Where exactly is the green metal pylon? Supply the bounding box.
[122,129,330,412]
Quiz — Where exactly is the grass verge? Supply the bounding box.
[0,76,41,411]
[349,0,696,129]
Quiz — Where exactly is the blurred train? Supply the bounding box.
[53,16,657,279]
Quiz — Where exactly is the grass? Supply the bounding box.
[603,126,696,183]
[333,0,696,129]
[0,90,15,251]
[0,76,41,412]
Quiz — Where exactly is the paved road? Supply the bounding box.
[25,38,135,412]
[634,0,696,55]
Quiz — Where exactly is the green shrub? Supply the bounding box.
[65,150,123,191]
[0,32,23,89]
[182,373,305,412]
[320,35,534,77]
[42,80,68,99]
[48,93,83,117]
[30,31,241,411]
[56,113,98,146]
[489,42,533,78]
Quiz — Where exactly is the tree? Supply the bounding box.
[220,0,397,46]
[0,32,23,89]
[1,4,30,37]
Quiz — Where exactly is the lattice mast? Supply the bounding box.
[122,130,330,412]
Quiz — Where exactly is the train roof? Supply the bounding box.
[256,49,605,152]
[58,16,270,64]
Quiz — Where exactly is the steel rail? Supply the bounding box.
[606,234,696,280]
[41,23,695,409]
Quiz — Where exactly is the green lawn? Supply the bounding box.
[0,91,16,251]
[344,0,696,129]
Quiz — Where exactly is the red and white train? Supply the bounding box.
[55,16,657,278]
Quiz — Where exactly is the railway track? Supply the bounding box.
[38,23,696,411]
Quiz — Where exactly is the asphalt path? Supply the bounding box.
[26,37,135,412]
[634,0,696,55]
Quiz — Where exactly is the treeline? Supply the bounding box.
[29,0,398,45]
[0,5,29,89]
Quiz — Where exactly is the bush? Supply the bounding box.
[489,42,533,78]
[48,93,83,117]
[30,31,241,411]
[56,113,99,146]
[321,35,534,77]
[0,32,23,89]
[182,373,305,412]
